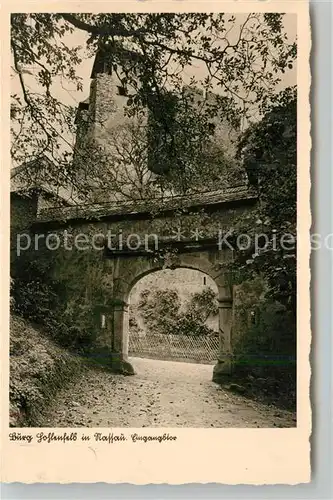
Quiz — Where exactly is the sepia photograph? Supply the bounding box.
[9,11,299,431]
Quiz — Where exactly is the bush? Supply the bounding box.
[136,286,218,336]
[232,301,296,409]
[187,287,218,322]
[138,288,181,335]
[11,272,65,325]
[173,311,218,337]
[10,315,83,426]
[234,302,296,357]
[11,256,95,351]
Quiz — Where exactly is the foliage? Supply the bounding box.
[172,311,217,337]
[129,311,140,331]
[232,300,296,410]
[11,13,296,197]
[10,315,83,426]
[230,87,297,314]
[187,287,219,322]
[138,288,181,334]
[60,303,96,349]
[11,255,95,350]
[136,286,218,336]
[11,14,82,185]
[11,256,66,324]
[235,301,296,357]
[233,277,267,334]
[146,89,242,194]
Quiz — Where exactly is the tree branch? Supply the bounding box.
[61,13,149,38]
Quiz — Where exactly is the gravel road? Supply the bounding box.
[41,357,296,428]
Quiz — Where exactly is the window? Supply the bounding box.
[117,86,127,96]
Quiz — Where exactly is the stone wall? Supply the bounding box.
[26,196,253,345]
[11,191,260,337]
[11,190,263,380]
[10,193,38,264]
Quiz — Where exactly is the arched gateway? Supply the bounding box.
[19,186,258,383]
[101,252,234,381]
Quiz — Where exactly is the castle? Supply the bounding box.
[11,45,245,336]
[73,45,242,204]
[71,45,243,330]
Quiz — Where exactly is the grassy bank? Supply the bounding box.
[10,315,84,427]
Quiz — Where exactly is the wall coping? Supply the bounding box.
[33,185,258,229]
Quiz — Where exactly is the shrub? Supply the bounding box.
[11,256,95,351]
[186,287,218,322]
[173,311,218,337]
[138,288,181,334]
[11,271,65,325]
[136,286,218,336]
[10,315,83,426]
[234,302,296,358]
[232,301,296,409]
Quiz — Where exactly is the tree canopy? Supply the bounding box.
[11,13,296,197]
[232,87,297,314]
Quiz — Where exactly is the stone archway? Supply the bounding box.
[101,250,234,382]
[127,267,219,363]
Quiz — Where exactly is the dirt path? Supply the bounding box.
[41,357,296,428]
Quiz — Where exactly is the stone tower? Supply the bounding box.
[74,45,157,203]
[74,45,242,203]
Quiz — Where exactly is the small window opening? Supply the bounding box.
[203,277,206,285]
[117,86,127,96]
[101,314,106,329]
